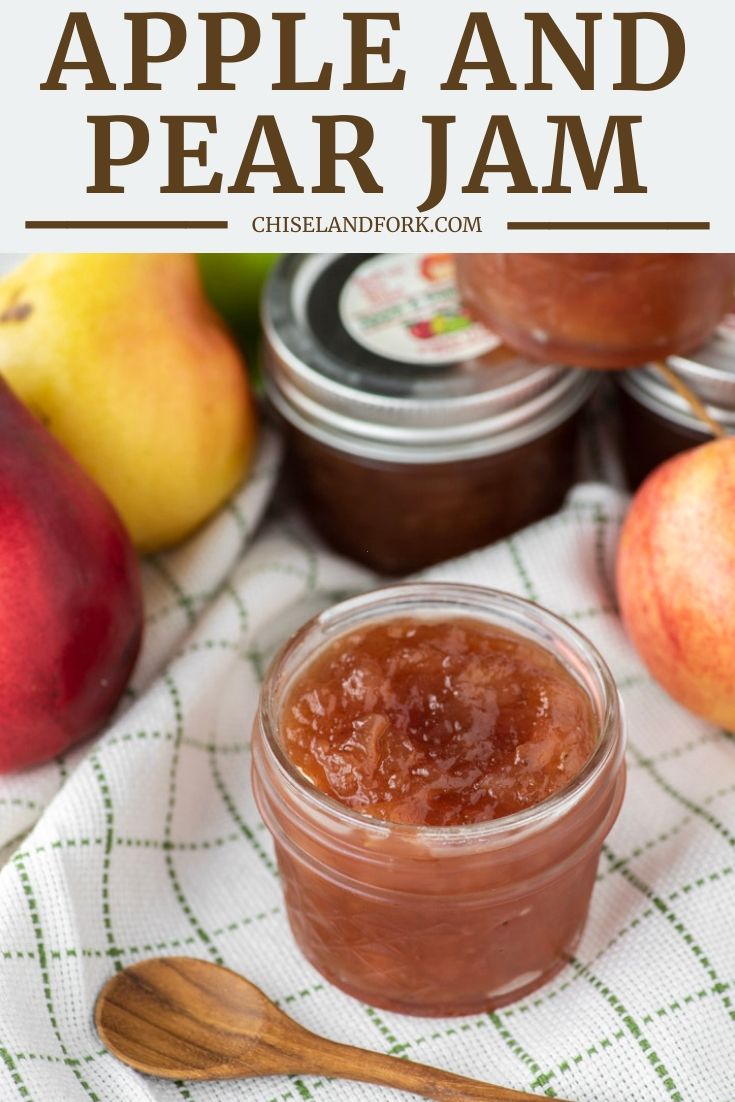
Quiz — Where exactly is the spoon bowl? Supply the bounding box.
[96,957,297,1080]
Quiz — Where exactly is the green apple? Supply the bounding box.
[198,254,279,352]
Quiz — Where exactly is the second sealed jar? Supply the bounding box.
[262,254,597,574]
[617,307,735,486]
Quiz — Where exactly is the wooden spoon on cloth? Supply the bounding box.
[96,957,569,1101]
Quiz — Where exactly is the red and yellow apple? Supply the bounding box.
[616,438,735,728]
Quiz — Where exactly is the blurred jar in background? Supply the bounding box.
[456,254,735,370]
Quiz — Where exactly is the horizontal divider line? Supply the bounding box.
[25,220,229,230]
[26,218,710,232]
[507,221,711,231]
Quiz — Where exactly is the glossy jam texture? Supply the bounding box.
[282,617,596,827]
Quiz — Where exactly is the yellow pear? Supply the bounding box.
[0,254,256,552]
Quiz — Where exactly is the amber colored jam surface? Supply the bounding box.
[282,617,596,827]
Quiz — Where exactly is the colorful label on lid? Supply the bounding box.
[339,253,501,366]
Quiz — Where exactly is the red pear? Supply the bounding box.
[0,377,143,771]
[616,438,735,728]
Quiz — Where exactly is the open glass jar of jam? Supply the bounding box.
[456,254,735,369]
[617,305,735,486]
[252,583,626,1017]
[262,254,596,574]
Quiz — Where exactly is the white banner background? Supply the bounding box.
[0,0,731,252]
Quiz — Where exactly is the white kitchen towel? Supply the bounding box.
[0,425,732,1102]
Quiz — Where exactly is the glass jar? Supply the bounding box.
[252,583,626,1017]
[617,305,735,487]
[262,254,597,574]
[456,254,735,369]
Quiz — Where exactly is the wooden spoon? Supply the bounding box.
[96,957,565,1101]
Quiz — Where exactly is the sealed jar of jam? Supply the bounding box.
[456,254,735,369]
[262,254,596,574]
[618,305,735,487]
[252,582,626,1017]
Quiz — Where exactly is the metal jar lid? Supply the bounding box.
[619,310,735,435]
[262,254,597,465]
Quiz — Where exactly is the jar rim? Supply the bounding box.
[263,363,597,464]
[258,582,625,844]
[618,370,735,434]
[618,336,735,435]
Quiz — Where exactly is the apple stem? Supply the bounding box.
[654,360,727,440]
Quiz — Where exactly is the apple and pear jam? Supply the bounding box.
[282,617,596,827]
[253,584,625,1016]
[262,254,597,574]
[456,254,735,369]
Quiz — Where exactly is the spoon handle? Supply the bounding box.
[297,1034,562,1102]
